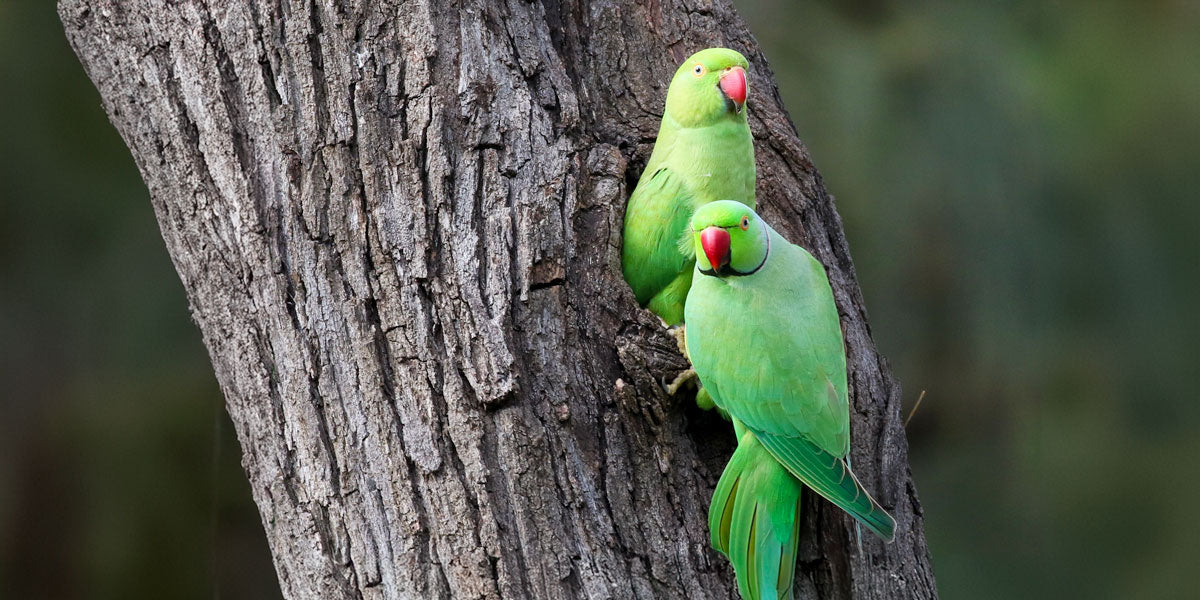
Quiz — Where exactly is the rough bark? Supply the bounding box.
[60,0,936,598]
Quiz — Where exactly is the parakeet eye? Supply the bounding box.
[692,64,706,77]
[739,216,750,230]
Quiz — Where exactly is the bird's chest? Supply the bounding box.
[667,127,754,205]
[686,277,766,356]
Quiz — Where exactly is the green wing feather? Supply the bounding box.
[710,424,803,600]
[621,166,695,325]
[754,429,895,541]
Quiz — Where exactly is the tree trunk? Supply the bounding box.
[60,0,936,598]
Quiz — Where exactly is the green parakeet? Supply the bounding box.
[621,48,755,325]
[685,200,896,599]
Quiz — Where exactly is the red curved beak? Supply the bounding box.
[719,66,747,112]
[700,226,731,272]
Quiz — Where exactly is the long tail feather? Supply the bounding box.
[710,432,804,600]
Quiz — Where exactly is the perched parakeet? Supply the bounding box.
[621,48,755,325]
[685,200,896,599]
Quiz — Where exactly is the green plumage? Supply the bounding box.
[688,201,896,599]
[621,48,755,325]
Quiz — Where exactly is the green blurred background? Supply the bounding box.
[2,0,1197,598]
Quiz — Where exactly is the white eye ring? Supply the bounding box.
[692,63,706,77]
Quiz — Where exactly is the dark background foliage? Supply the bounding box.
[2,0,1196,598]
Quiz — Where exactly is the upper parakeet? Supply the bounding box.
[621,48,755,325]
[685,200,896,599]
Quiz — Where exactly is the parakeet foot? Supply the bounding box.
[668,325,689,359]
[665,368,697,396]
[695,388,731,420]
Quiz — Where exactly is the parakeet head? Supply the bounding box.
[692,200,769,277]
[665,48,750,128]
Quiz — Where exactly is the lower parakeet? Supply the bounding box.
[685,200,896,599]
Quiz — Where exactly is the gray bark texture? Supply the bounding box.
[60,0,936,598]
